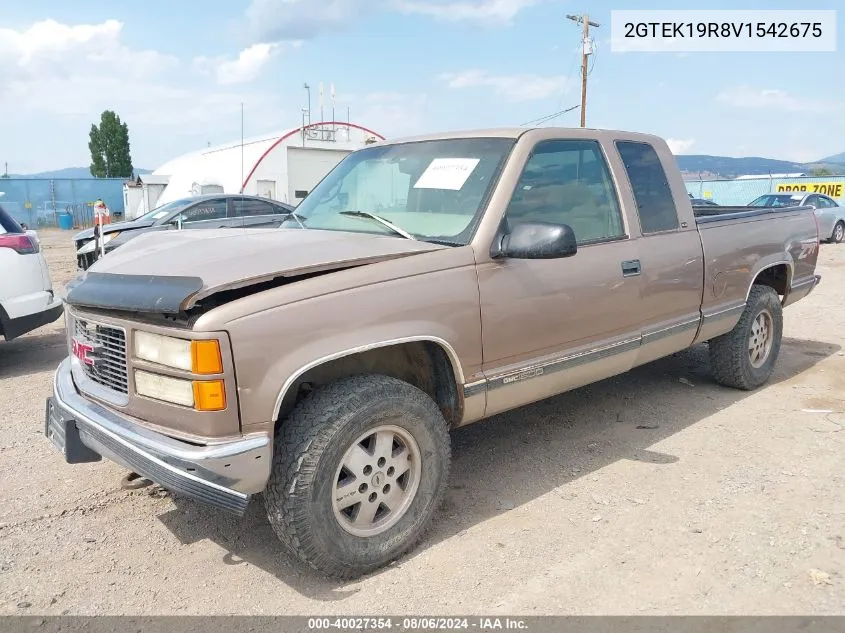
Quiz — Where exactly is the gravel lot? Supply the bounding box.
[1,229,843,615]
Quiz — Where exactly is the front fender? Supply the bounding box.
[223,263,485,432]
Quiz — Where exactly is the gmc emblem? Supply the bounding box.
[71,337,95,366]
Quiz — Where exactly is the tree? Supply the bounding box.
[810,166,834,177]
[88,110,133,178]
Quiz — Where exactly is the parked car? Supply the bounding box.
[0,205,63,341]
[74,194,297,270]
[691,198,719,206]
[748,193,844,243]
[46,127,821,579]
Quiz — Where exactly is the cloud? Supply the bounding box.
[356,92,429,137]
[666,138,695,154]
[0,18,287,172]
[246,0,370,41]
[715,86,843,115]
[195,42,286,85]
[394,0,540,24]
[0,18,175,79]
[244,0,539,41]
[440,70,567,102]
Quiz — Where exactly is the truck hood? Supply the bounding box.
[65,228,447,314]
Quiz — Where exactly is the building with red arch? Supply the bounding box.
[136,121,384,216]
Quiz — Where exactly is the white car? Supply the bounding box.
[748,193,845,243]
[0,205,63,341]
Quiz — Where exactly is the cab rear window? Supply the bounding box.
[616,141,680,234]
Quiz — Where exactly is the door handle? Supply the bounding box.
[621,259,642,277]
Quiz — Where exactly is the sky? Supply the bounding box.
[0,0,843,173]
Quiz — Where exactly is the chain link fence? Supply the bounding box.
[0,178,125,229]
[684,174,845,206]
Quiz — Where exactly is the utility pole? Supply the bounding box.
[566,13,600,128]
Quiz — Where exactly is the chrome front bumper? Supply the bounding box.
[45,358,271,516]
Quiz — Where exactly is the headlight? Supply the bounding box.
[76,232,120,255]
[135,370,194,407]
[134,370,227,411]
[133,331,223,374]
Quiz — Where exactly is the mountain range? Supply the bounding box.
[677,152,845,179]
[4,151,845,181]
[3,167,153,179]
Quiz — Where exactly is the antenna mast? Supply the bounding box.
[331,83,336,133]
[240,102,244,192]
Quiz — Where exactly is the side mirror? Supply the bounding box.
[492,221,578,260]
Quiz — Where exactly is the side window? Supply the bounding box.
[819,196,835,208]
[234,198,277,217]
[181,199,228,223]
[616,141,679,234]
[503,139,625,245]
[805,195,820,207]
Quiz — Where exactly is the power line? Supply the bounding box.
[520,104,580,127]
[587,38,598,76]
[551,41,584,121]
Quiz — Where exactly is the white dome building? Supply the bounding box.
[127,121,384,218]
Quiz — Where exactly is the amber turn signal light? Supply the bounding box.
[191,340,223,374]
[192,380,226,411]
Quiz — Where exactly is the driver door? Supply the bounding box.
[476,138,644,417]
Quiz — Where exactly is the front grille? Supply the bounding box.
[72,316,129,394]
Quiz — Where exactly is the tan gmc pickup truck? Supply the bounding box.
[46,127,822,578]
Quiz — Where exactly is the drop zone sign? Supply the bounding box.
[776,181,844,198]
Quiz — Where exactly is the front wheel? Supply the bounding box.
[709,284,783,391]
[832,221,844,244]
[264,374,451,579]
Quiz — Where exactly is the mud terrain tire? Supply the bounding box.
[264,374,451,579]
[709,284,783,391]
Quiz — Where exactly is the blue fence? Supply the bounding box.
[684,175,845,206]
[0,178,126,229]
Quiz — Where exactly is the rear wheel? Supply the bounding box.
[832,221,844,244]
[264,374,451,579]
[709,284,783,391]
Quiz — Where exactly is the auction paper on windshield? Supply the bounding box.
[413,158,480,190]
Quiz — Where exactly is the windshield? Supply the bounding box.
[137,198,196,223]
[748,194,803,208]
[289,138,516,244]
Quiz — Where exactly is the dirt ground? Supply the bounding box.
[0,229,843,615]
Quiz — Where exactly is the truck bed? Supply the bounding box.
[692,204,814,224]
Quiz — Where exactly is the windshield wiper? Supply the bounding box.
[282,211,307,229]
[338,210,416,240]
